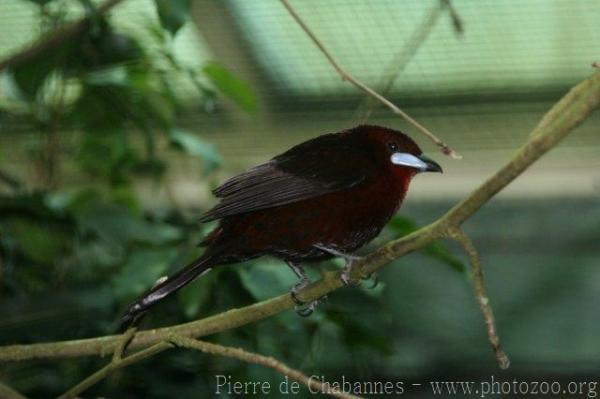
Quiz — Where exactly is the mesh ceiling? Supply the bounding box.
[228,0,600,99]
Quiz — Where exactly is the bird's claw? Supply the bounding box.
[341,267,352,285]
[314,244,363,286]
[295,304,314,317]
[340,257,364,286]
[294,296,327,317]
[290,277,327,317]
[362,272,379,289]
[290,277,310,303]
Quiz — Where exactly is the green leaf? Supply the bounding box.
[177,266,217,319]
[140,90,175,129]
[7,26,78,100]
[169,129,221,174]
[112,248,177,300]
[0,193,65,221]
[388,215,420,235]
[91,31,143,67]
[76,130,136,182]
[10,51,63,100]
[4,217,69,264]
[131,157,167,179]
[238,260,294,301]
[203,62,257,113]
[84,66,129,86]
[77,204,182,246]
[424,241,467,274]
[388,216,466,274]
[154,0,191,36]
[23,0,56,5]
[48,185,140,217]
[69,85,130,130]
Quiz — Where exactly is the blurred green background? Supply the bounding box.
[0,0,599,398]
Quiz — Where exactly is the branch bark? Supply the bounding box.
[58,342,172,399]
[59,333,362,399]
[450,228,509,369]
[169,335,363,399]
[1,70,598,365]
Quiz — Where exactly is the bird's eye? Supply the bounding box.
[388,142,398,152]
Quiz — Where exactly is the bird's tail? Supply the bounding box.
[120,255,214,328]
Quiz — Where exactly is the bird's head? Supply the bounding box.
[356,125,443,179]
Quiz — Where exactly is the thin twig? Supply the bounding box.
[112,326,137,362]
[358,0,463,122]
[59,327,141,398]
[61,332,363,399]
[58,341,172,399]
[357,1,446,122]
[449,228,509,369]
[279,0,461,159]
[169,335,362,399]
[441,0,464,35]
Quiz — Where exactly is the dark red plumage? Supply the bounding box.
[122,125,441,325]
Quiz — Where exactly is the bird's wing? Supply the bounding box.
[199,133,376,222]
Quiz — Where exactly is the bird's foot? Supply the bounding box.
[362,272,379,289]
[290,277,311,306]
[340,255,363,286]
[340,262,358,285]
[290,277,327,317]
[314,244,363,286]
[294,296,327,317]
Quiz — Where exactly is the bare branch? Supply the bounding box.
[450,228,509,369]
[59,331,363,399]
[169,335,363,399]
[58,341,172,399]
[357,0,452,121]
[279,0,461,159]
[441,0,464,35]
[112,326,138,362]
[442,71,600,228]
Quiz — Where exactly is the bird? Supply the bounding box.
[121,125,442,326]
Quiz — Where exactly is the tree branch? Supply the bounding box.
[450,228,509,369]
[59,332,363,399]
[442,70,600,228]
[1,70,598,365]
[0,0,126,73]
[441,0,464,35]
[169,335,363,399]
[58,341,172,399]
[279,0,461,159]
